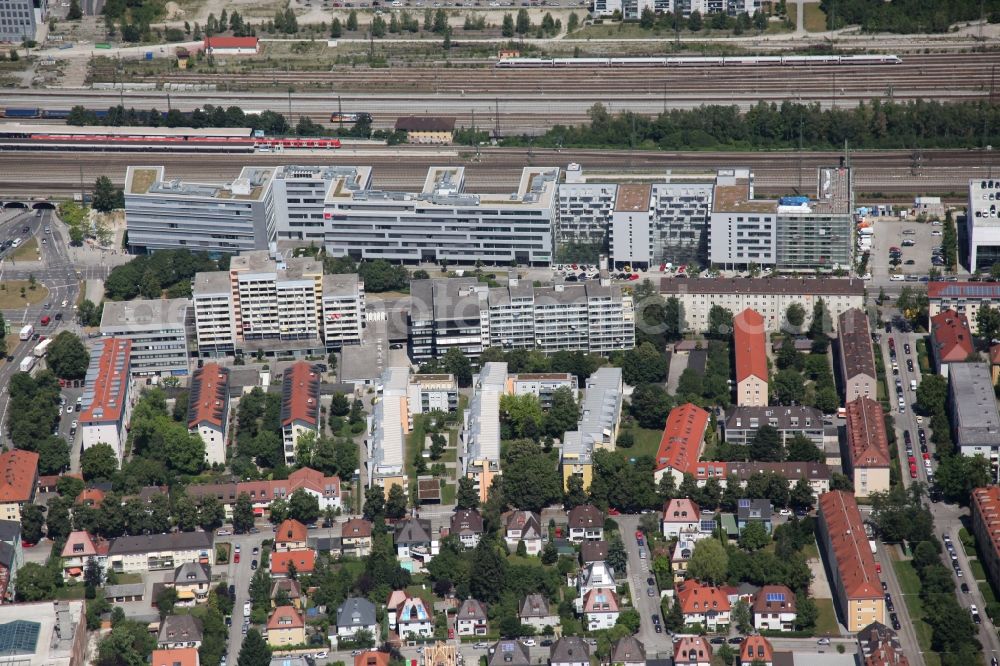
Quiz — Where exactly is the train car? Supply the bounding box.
[841,54,901,64]
[723,56,782,65]
[552,57,609,66]
[610,57,666,66]
[668,57,725,66]
[41,109,72,119]
[782,55,841,65]
[496,57,552,67]
[1,108,41,119]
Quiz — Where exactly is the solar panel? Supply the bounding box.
[502,643,514,653]
[700,520,716,531]
[766,592,785,602]
[0,621,40,655]
[738,499,750,508]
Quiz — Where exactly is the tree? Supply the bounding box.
[629,384,672,429]
[619,342,668,386]
[789,478,815,512]
[363,485,385,521]
[237,628,272,666]
[687,538,728,585]
[92,175,124,213]
[738,521,770,551]
[46,331,90,380]
[233,492,255,533]
[155,586,178,619]
[68,0,82,19]
[456,476,480,510]
[442,347,473,387]
[515,8,530,33]
[707,305,733,338]
[564,474,588,510]
[785,302,806,330]
[198,495,225,531]
[606,536,628,573]
[501,440,563,512]
[288,488,320,524]
[81,442,118,481]
[330,392,350,418]
[330,17,342,37]
[732,598,753,633]
[501,12,514,36]
[46,497,72,541]
[978,304,1000,344]
[347,9,358,30]
[386,484,408,520]
[687,9,702,30]
[544,387,579,438]
[567,12,579,32]
[470,538,507,603]
[916,374,948,415]
[663,594,684,632]
[795,592,818,631]
[942,209,958,272]
[749,425,784,462]
[15,562,57,601]
[786,433,823,463]
[370,14,386,36]
[935,454,992,504]
[772,369,805,407]
[808,298,831,352]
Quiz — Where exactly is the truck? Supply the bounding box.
[33,339,52,357]
[18,325,33,340]
[19,357,34,373]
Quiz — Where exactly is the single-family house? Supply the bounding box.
[582,588,619,631]
[577,560,615,595]
[270,550,315,578]
[503,510,543,555]
[752,585,796,632]
[157,615,203,650]
[341,518,374,558]
[739,635,774,666]
[662,498,701,538]
[674,636,712,666]
[579,540,608,565]
[170,562,211,605]
[270,579,305,609]
[455,598,489,636]
[567,505,603,542]
[266,606,306,648]
[488,640,531,666]
[549,637,590,666]
[61,530,109,581]
[274,519,309,552]
[333,597,378,646]
[388,590,433,639]
[449,510,484,549]
[677,581,731,631]
[519,594,559,632]
[736,499,773,534]
[395,518,439,570]
[609,637,645,666]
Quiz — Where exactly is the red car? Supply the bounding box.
[923,452,931,460]
[910,467,918,479]
[234,552,240,564]
[39,316,50,326]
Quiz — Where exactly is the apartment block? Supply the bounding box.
[660,277,865,334]
[709,167,853,271]
[971,486,1000,601]
[842,397,891,498]
[948,363,1000,480]
[558,182,617,248]
[733,309,768,407]
[409,278,489,362]
[324,166,558,266]
[80,338,135,463]
[125,166,276,254]
[407,374,459,421]
[187,363,230,466]
[928,281,1000,334]
[837,308,877,402]
[461,363,506,503]
[99,298,191,378]
[654,403,710,486]
[107,531,213,574]
[816,491,884,632]
[721,406,824,448]
[610,184,653,268]
[929,310,974,376]
[561,367,624,491]
[367,367,411,493]
[280,361,322,465]
[192,251,363,357]
[508,372,576,408]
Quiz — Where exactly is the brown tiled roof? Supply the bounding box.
[973,487,1000,589]
[930,309,974,363]
[266,605,304,630]
[281,361,321,428]
[0,450,38,503]
[838,308,876,381]
[845,397,890,469]
[394,116,456,132]
[580,540,608,563]
[342,518,373,538]
[188,363,229,429]
[567,504,603,530]
[818,490,882,601]
[752,585,796,614]
[734,309,768,383]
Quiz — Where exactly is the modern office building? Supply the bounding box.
[733,308,768,407]
[280,361,322,465]
[367,367,410,494]
[192,251,363,357]
[0,601,86,666]
[273,165,369,245]
[0,0,43,43]
[709,167,853,271]
[324,166,558,265]
[816,491,885,632]
[125,165,276,254]
[659,277,865,334]
[80,338,134,463]
[948,362,1000,480]
[561,367,624,491]
[837,308,877,402]
[967,178,1000,272]
[927,281,1000,335]
[187,363,230,466]
[721,406,824,448]
[842,397,891,498]
[461,363,507,503]
[99,298,191,378]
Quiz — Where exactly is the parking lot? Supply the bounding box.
[869,216,946,279]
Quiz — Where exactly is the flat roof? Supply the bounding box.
[713,180,775,214]
[614,184,651,213]
[193,271,231,296]
[126,165,273,200]
[661,276,866,297]
[0,601,84,666]
[100,298,190,330]
[949,363,1000,447]
[970,178,1000,228]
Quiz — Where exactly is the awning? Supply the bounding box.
[176,590,195,600]
[66,567,82,576]
[254,508,264,516]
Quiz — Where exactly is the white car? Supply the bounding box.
[778,508,792,517]
[522,639,536,647]
[931,230,942,236]
[65,405,73,414]
[315,652,328,659]
[61,300,67,307]
[473,643,489,650]
[817,638,831,646]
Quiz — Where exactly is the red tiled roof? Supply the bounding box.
[972,487,1000,589]
[582,588,619,613]
[845,397,890,470]
[342,518,373,538]
[676,581,731,614]
[673,636,712,664]
[76,488,105,506]
[0,450,38,503]
[188,363,229,430]
[270,550,315,575]
[733,309,767,383]
[203,36,258,49]
[818,490,882,601]
[930,310,974,364]
[927,281,1000,300]
[151,648,200,666]
[185,467,340,506]
[275,519,308,544]
[80,338,132,424]
[655,403,709,474]
[281,362,321,428]
[662,498,700,522]
[740,636,774,664]
[266,605,304,630]
[355,652,390,666]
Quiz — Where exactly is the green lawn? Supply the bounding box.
[116,573,143,584]
[784,2,797,27]
[10,238,38,262]
[803,2,827,31]
[628,428,662,459]
[980,582,997,605]
[441,483,455,505]
[801,542,819,561]
[813,598,840,636]
[893,559,922,595]
[507,555,544,567]
[969,558,987,581]
[893,560,941,666]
